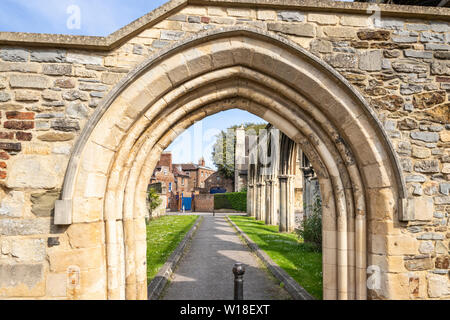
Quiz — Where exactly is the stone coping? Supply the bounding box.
[226,215,315,300]
[147,215,203,300]
[0,0,448,50]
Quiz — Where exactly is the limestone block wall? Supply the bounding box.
[0,0,448,299]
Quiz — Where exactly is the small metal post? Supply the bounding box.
[233,263,245,300]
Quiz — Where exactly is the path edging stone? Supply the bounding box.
[147,215,203,300]
[227,216,315,300]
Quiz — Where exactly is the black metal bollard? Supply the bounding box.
[233,263,245,300]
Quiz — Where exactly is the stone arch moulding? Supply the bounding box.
[54,26,408,300]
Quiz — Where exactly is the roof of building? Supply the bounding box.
[173,163,215,172]
[172,164,190,178]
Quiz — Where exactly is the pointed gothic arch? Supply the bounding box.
[54,27,407,300]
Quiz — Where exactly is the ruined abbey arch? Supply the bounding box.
[51,27,408,300]
[0,0,448,301]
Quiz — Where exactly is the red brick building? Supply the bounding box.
[150,153,216,210]
[173,158,216,190]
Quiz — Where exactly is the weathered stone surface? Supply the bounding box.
[383,50,401,58]
[66,102,89,119]
[0,62,39,73]
[420,32,445,43]
[66,53,103,65]
[392,61,427,73]
[398,118,418,130]
[30,50,66,63]
[0,264,44,295]
[37,132,74,142]
[440,183,450,195]
[67,222,104,249]
[42,89,61,101]
[51,119,80,132]
[407,195,433,220]
[434,51,450,60]
[322,26,356,39]
[357,30,390,41]
[418,241,434,254]
[278,11,304,22]
[431,61,450,76]
[392,34,418,43]
[0,218,51,236]
[101,73,123,85]
[11,239,46,262]
[359,50,382,71]
[435,241,448,255]
[340,15,369,27]
[427,274,448,298]
[78,82,108,92]
[412,146,431,159]
[6,155,64,189]
[0,91,11,102]
[46,273,67,297]
[372,95,404,111]
[0,191,25,218]
[324,53,357,69]
[10,74,49,89]
[417,233,445,240]
[404,257,433,271]
[423,103,450,124]
[414,160,440,173]
[54,78,75,89]
[413,91,446,109]
[14,90,40,101]
[42,64,72,76]
[31,190,60,217]
[404,49,432,59]
[400,84,423,95]
[425,43,450,51]
[309,39,333,54]
[160,30,185,41]
[48,247,104,272]
[307,13,338,25]
[62,90,89,101]
[267,23,315,37]
[410,131,439,143]
[0,142,22,152]
[0,48,28,62]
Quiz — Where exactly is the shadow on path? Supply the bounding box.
[160,214,292,300]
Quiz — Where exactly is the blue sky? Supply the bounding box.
[0,0,266,168]
[0,0,168,36]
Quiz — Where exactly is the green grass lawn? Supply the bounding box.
[229,215,323,300]
[146,215,199,283]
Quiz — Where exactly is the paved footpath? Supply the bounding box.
[161,214,291,300]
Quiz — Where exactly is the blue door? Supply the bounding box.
[182,197,192,211]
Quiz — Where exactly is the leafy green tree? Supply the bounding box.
[211,123,267,179]
[148,188,162,212]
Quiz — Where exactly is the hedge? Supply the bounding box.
[214,192,247,212]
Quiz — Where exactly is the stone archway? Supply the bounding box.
[54,27,407,300]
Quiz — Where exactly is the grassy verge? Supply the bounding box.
[146,215,198,283]
[229,215,323,300]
